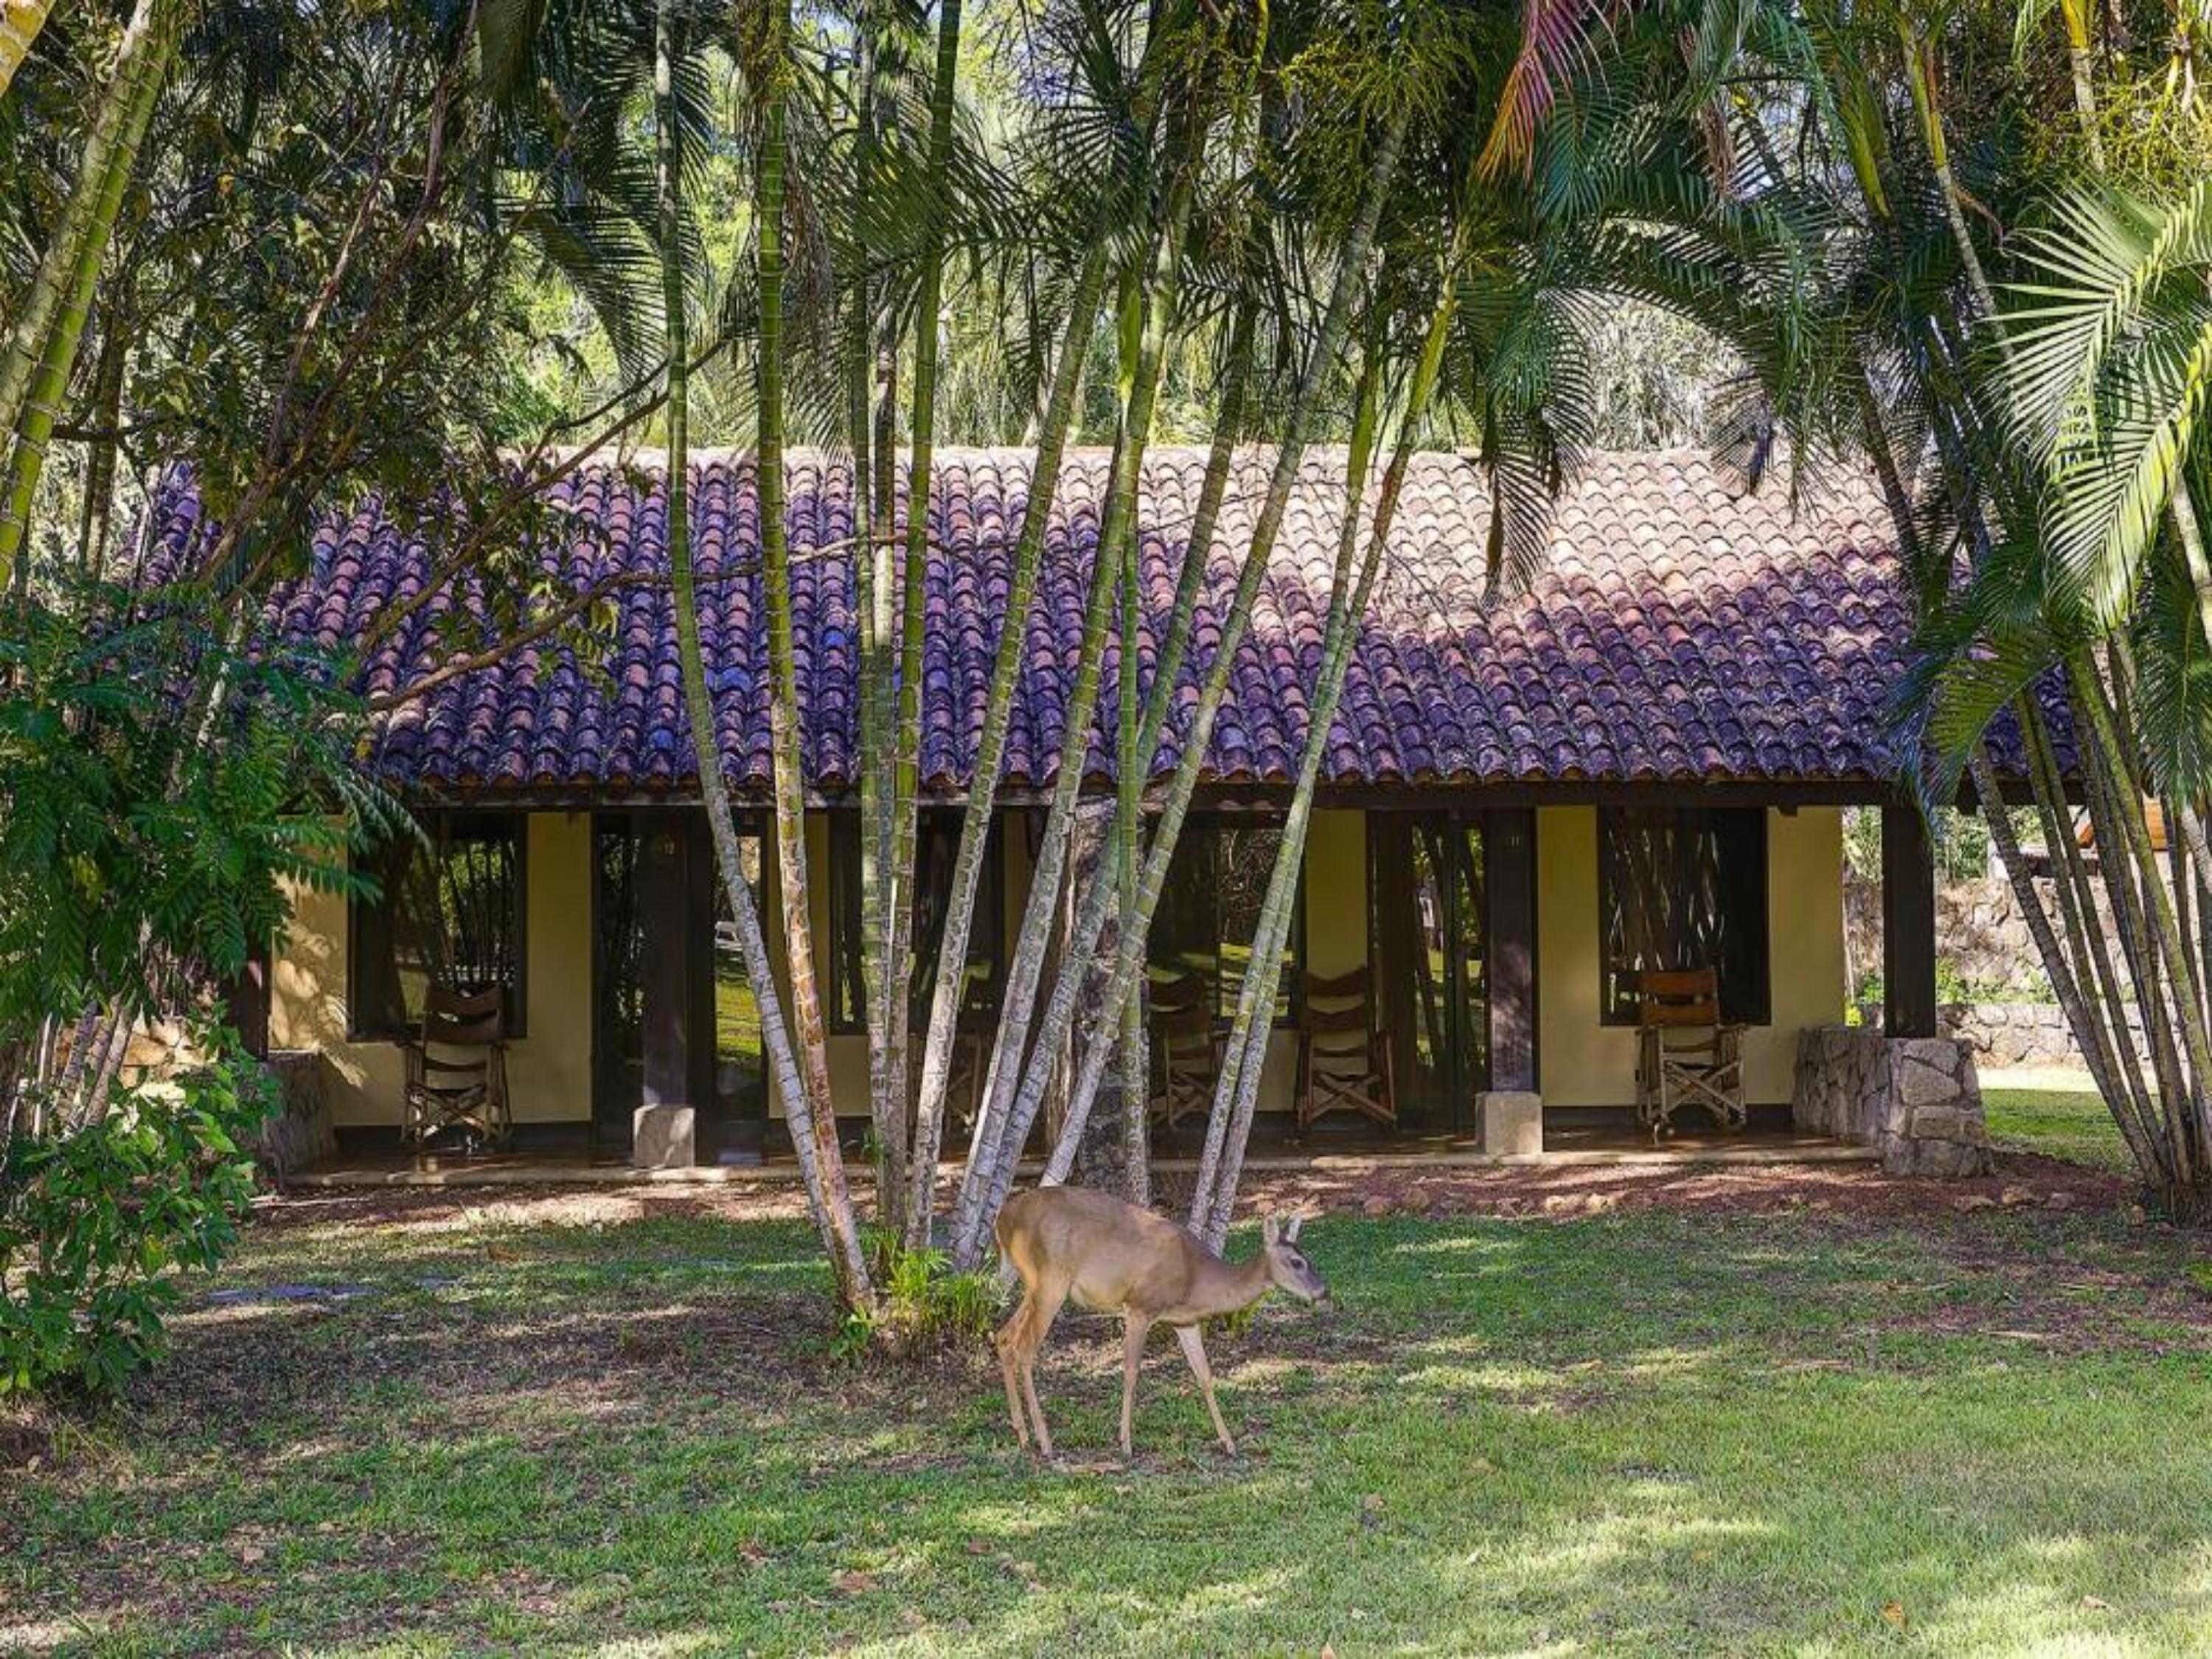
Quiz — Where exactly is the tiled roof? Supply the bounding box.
[148,448,1929,796]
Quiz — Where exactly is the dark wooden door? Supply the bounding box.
[1369,814,1488,1133]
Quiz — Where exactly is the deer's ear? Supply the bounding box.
[1261,1216,1281,1246]
[1284,1214,1304,1243]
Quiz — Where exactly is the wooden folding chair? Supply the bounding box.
[402,985,512,1152]
[1147,971,1220,1135]
[1295,967,1395,1132]
[1634,967,1745,1138]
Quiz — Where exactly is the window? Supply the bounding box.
[1598,807,1769,1026]
[350,813,527,1039]
[826,810,1004,1035]
[1150,818,1305,1025]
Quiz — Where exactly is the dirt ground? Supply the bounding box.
[248,1147,2132,1239]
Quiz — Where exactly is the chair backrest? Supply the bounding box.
[1302,967,1379,1072]
[1149,970,1210,1016]
[1147,977,1211,1054]
[417,987,506,1092]
[1637,967,1720,1028]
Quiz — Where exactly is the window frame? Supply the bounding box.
[348,810,529,1041]
[1596,805,1770,1027]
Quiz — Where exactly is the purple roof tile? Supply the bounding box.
[146,447,1941,796]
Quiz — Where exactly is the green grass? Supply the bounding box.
[1983,1068,2135,1174]
[5,1189,2211,1655]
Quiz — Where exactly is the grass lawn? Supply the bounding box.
[1982,1068,2135,1175]
[5,1169,2212,1657]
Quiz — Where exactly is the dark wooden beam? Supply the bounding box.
[1486,808,1538,1092]
[1882,804,1938,1039]
[221,933,271,1060]
[686,813,718,1119]
[399,774,2068,815]
[638,821,693,1112]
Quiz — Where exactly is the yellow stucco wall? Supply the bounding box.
[271,813,595,1127]
[1535,804,1845,1106]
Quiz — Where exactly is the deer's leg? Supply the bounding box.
[1008,1278,1068,1459]
[1175,1323,1236,1455]
[1119,1312,1152,1459]
[994,1300,1034,1453]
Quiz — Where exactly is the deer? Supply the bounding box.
[990,1185,1332,1460]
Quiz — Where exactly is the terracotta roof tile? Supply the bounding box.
[146,447,1951,794]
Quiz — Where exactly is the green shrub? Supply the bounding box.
[1,1043,273,1396]
[832,1231,1004,1361]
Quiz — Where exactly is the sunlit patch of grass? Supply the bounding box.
[1983,1072,2134,1174]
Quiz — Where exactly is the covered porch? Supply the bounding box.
[260,786,1953,1186]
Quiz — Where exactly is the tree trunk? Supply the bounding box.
[2057,0,2107,170]
[0,0,60,103]
[1114,509,1150,1207]
[947,101,1412,1266]
[1188,261,1461,1245]
[1068,806,1144,1201]
[907,26,1183,1244]
[655,0,872,1310]
[0,0,178,587]
[849,13,896,1234]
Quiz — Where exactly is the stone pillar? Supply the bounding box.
[634,821,697,1169]
[1792,1026,1991,1177]
[1477,1091,1543,1156]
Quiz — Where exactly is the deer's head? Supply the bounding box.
[1260,1212,1331,1308]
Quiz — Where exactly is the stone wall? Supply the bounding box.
[1938,1000,2139,1071]
[1843,862,2057,1003]
[246,1050,337,1181]
[1792,1026,1992,1178]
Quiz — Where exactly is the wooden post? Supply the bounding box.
[1882,802,1938,1039]
[686,813,717,1116]
[221,933,271,1060]
[635,819,697,1165]
[1485,809,1537,1093]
